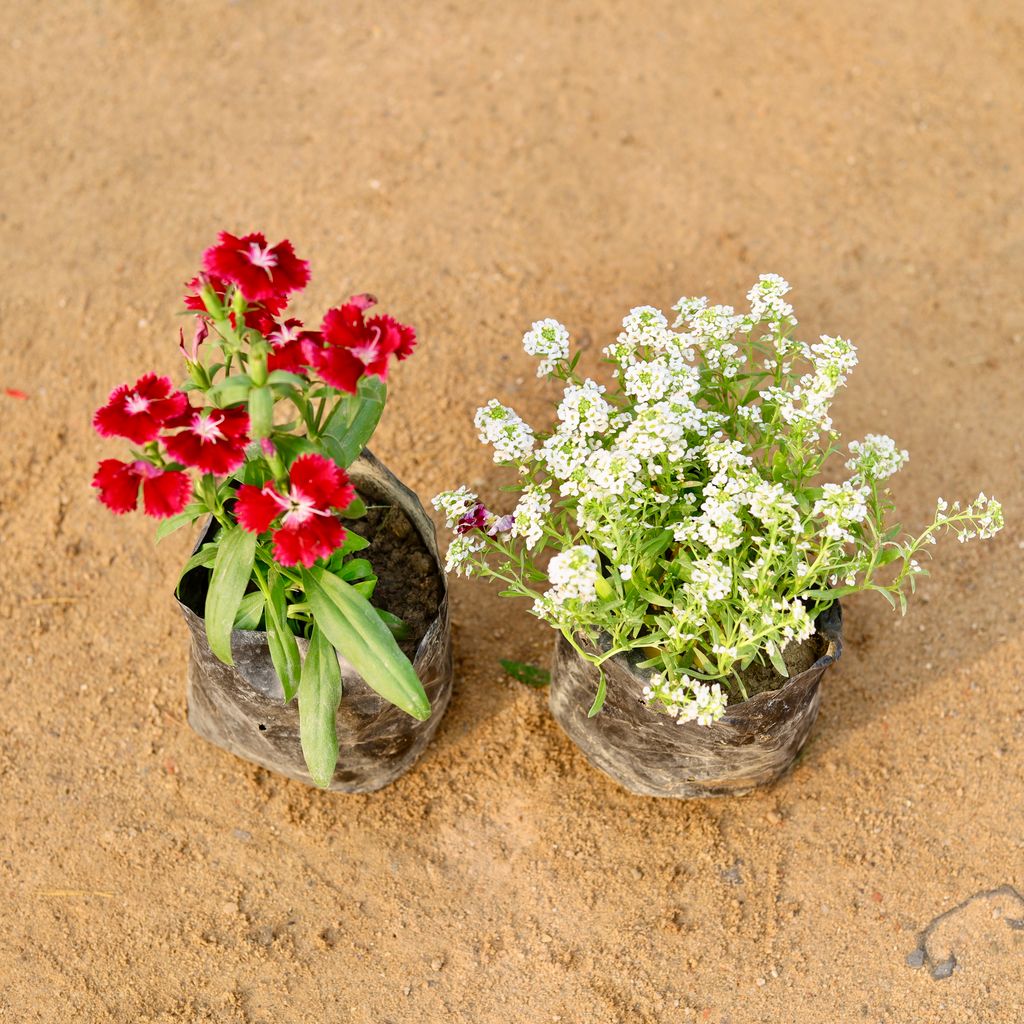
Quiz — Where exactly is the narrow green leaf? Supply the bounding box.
[155,503,203,543]
[302,567,430,720]
[337,558,374,581]
[204,526,258,666]
[766,644,790,678]
[233,591,265,630]
[587,669,608,717]
[375,608,410,641]
[340,495,366,520]
[175,543,218,594]
[207,372,253,408]
[265,571,302,701]
[297,625,342,788]
[500,659,550,688]
[321,376,387,467]
[265,370,307,389]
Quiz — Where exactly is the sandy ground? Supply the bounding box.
[2,2,1023,1021]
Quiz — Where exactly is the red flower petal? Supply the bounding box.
[202,232,310,304]
[271,516,347,568]
[93,373,188,444]
[235,484,282,534]
[5,388,28,399]
[92,459,140,514]
[267,338,307,374]
[217,406,252,441]
[141,470,192,518]
[289,454,356,511]
[306,343,365,393]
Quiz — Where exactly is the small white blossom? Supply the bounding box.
[557,379,610,438]
[544,545,601,607]
[511,485,551,550]
[847,434,909,483]
[522,318,570,377]
[812,482,871,544]
[444,534,483,576]
[475,399,535,464]
[432,486,477,529]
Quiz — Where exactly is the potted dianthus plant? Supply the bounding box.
[435,275,1003,798]
[93,232,452,791]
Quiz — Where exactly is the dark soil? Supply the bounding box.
[349,480,443,659]
[736,627,829,697]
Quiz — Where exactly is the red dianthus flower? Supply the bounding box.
[163,407,250,475]
[92,459,191,518]
[201,232,310,306]
[93,373,189,444]
[303,294,417,394]
[235,454,356,567]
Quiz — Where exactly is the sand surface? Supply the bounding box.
[2,2,1022,1021]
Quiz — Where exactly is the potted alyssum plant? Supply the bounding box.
[435,274,1003,797]
[93,231,452,791]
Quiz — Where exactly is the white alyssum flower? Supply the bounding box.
[643,675,728,726]
[746,273,797,326]
[444,534,483,576]
[813,481,871,543]
[545,545,601,607]
[511,485,551,550]
[622,359,675,405]
[522,318,570,377]
[557,379,611,438]
[475,399,535,464]
[846,434,909,483]
[537,429,594,494]
[432,486,477,529]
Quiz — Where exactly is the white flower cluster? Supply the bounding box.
[557,379,610,437]
[642,675,729,726]
[431,486,477,528]
[474,399,535,464]
[522,318,570,377]
[443,533,483,576]
[437,274,1005,731]
[938,493,1004,542]
[847,434,909,483]
[812,482,871,544]
[543,545,600,607]
[511,485,551,550]
[746,273,797,327]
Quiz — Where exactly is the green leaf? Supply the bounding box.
[204,526,258,666]
[297,625,342,788]
[273,434,319,464]
[321,375,387,467]
[337,557,374,582]
[233,591,265,630]
[766,644,790,678]
[500,659,550,688]
[207,373,253,408]
[175,542,218,594]
[155,503,204,543]
[302,567,430,720]
[587,669,608,717]
[375,608,410,641]
[340,495,366,520]
[265,571,302,701]
[265,370,307,389]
